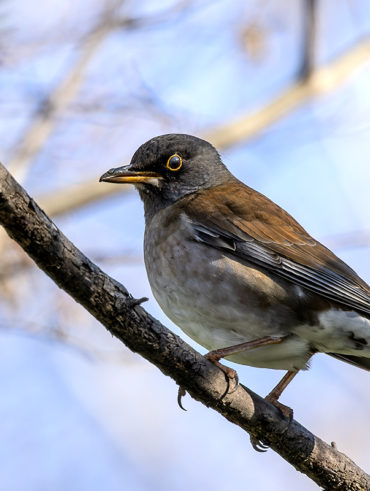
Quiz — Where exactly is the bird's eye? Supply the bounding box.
[166,154,182,171]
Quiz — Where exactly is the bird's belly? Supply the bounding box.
[144,221,311,370]
[152,286,310,370]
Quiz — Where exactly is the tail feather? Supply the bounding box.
[328,353,370,371]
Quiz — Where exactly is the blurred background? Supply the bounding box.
[0,0,370,490]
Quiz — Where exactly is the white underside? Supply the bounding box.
[294,309,370,355]
[162,305,370,371]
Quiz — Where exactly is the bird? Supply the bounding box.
[100,133,370,425]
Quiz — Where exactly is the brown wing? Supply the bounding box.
[179,182,370,315]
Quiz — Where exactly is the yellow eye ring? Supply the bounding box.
[166,154,182,171]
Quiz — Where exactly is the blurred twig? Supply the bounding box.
[7,3,120,183]
[0,242,142,281]
[112,0,196,30]
[2,322,144,365]
[6,0,195,183]
[300,0,317,80]
[31,39,370,218]
[205,40,370,149]
[37,179,132,216]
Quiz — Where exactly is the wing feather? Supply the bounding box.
[180,182,370,315]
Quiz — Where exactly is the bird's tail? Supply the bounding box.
[328,353,370,371]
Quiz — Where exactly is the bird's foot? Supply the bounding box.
[250,435,270,453]
[205,351,239,397]
[250,395,294,452]
[176,354,239,411]
[176,349,240,411]
[265,395,293,421]
[205,351,237,379]
[203,338,288,399]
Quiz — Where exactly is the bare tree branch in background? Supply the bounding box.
[0,0,196,263]
[0,245,142,280]
[21,38,370,219]
[6,0,195,183]
[205,40,370,149]
[7,315,143,366]
[37,178,132,216]
[7,0,123,182]
[0,164,369,490]
[300,0,317,80]
[111,0,195,30]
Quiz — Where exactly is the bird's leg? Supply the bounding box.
[250,369,299,452]
[177,335,287,410]
[265,369,298,419]
[205,334,287,382]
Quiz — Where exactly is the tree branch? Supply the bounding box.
[0,162,369,490]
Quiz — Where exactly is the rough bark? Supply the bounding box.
[0,162,369,490]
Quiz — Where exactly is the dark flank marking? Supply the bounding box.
[349,331,368,350]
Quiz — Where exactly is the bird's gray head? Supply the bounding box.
[100,134,234,220]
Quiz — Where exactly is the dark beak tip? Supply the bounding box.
[99,165,131,183]
[99,168,117,183]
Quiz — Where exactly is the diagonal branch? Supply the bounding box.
[0,162,369,490]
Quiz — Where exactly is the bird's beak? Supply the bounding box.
[99,165,162,184]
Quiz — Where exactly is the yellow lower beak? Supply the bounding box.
[99,166,162,184]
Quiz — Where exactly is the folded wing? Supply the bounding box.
[181,182,370,315]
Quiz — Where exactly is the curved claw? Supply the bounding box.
[228,371,239,394]
[219,369,240,400]
[250,435,270,453]
[177,386,187,411]
[219,375,231,400]
[205,352,239,400]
